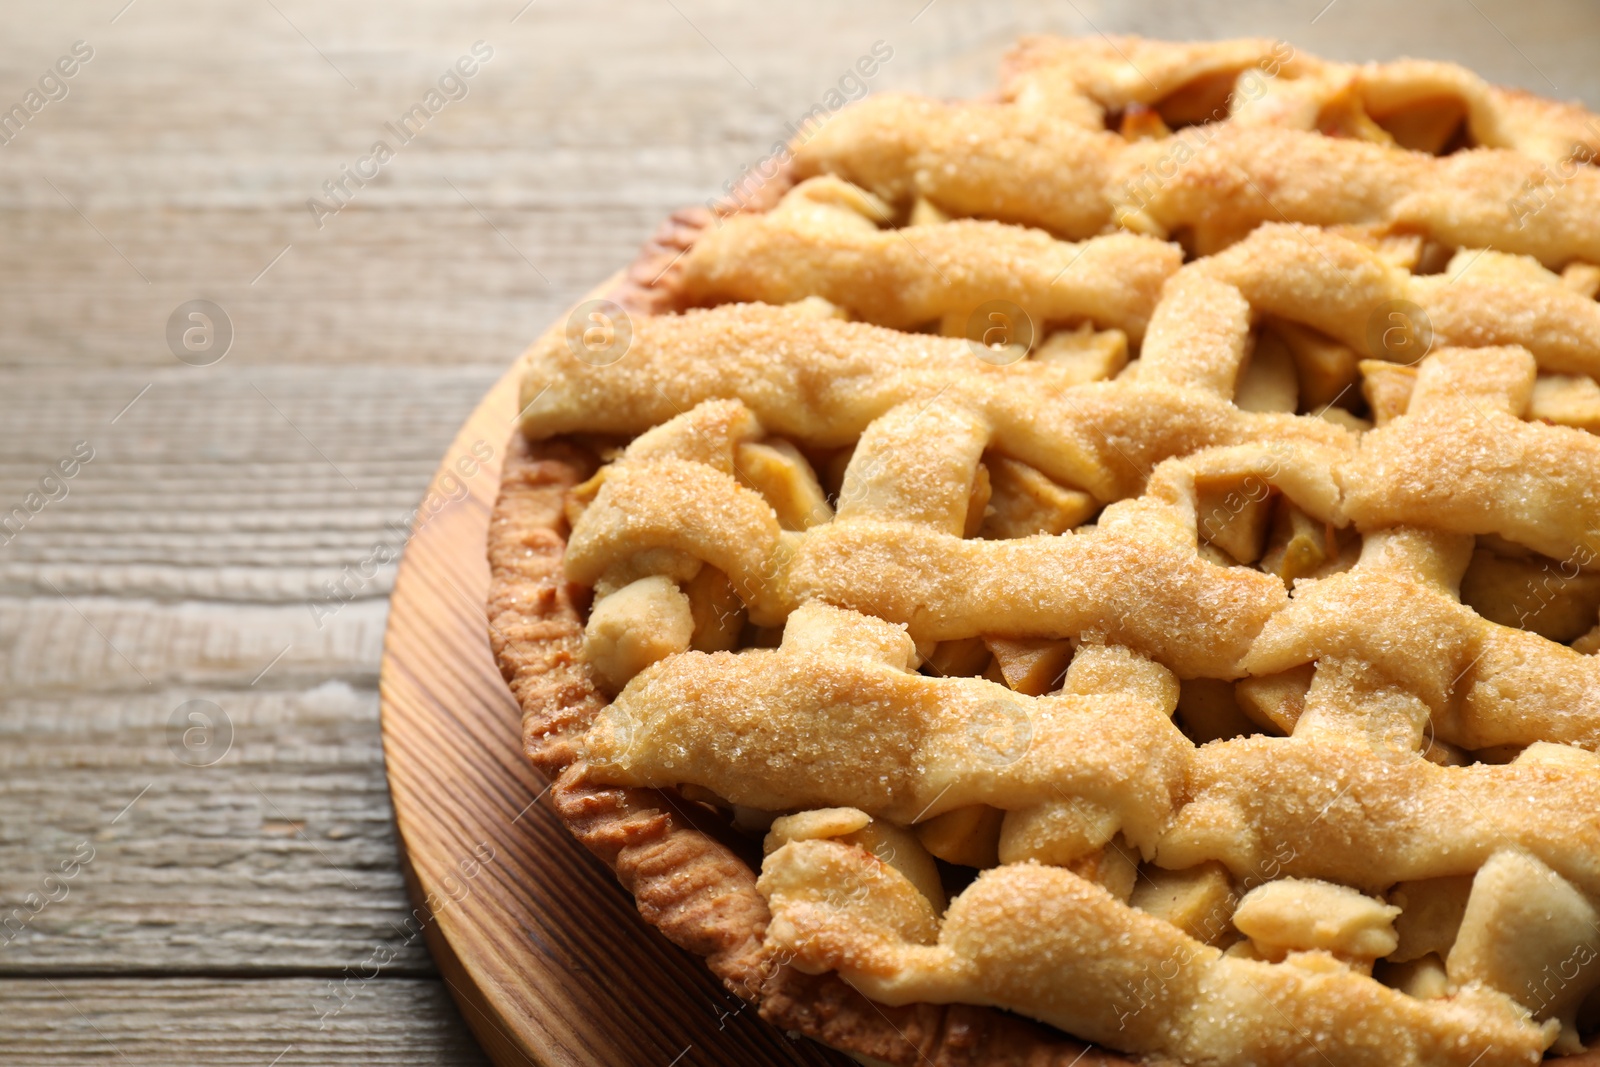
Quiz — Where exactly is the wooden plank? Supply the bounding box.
[0,597,387,692]
[0,671,434,974]
[0,366,500,600]
[0,977,489,1065]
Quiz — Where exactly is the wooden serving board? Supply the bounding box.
[376,284,853,1067]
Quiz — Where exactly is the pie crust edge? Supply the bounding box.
[484,173,1123,1066]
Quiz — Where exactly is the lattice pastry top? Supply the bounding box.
[492,34,1600,1067]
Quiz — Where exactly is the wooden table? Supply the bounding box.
[1,1,1594,1062]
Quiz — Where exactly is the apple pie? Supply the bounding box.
[488,36,1600,1066]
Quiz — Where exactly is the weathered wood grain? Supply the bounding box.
[0,978,488,1065]
[0,367,501,600]
[0,368,498,978]
[0,673,430,974]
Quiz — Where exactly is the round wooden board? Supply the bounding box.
[376,284,855,1067]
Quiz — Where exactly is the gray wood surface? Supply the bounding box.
[2,0,1595,1062]
[0,978,487,1065]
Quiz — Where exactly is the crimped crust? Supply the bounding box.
[484,178,1125,1064]
[485,436,772,990]
[488,433,1119,1064]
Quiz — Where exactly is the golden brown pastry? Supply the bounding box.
[491,34,1600,1067]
